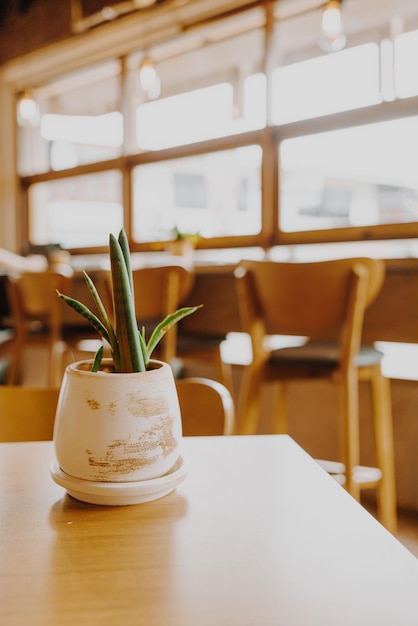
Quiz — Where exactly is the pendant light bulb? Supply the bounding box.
[319,0,346,52]
[17,90,40,127]
[138,56,161,100]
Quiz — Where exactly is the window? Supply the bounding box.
[174,174,206,209]
[132,145,262,242]
[136,75,266,150]
[28,170,123,248]
[17,60,122,177]
[278,117,418,234]
[394,28,418,98]
[271,43,381,125]
[8,1,418,254]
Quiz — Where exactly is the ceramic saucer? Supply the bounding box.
[50,455,187,505]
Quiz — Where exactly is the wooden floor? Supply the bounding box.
[364,503,418,558]
[395,510,418,558]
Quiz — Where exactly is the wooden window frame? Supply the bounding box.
[2,1,418,254]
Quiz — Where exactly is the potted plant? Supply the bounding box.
[50,229,200,505]
[164,226,200,261]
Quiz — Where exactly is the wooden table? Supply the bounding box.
[1,435,417,626]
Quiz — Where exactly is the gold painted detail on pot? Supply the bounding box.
[86,397,100,410]
[86,415,177,479]
[125,392,169,418]
[148,415,178,457]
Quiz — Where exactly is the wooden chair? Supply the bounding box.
[104,264,194,368]
[176,332,234,396]
[0,378,234,442]
[176,377,235,436]
[6,268,75,386]
[0,328,14,383]
[235,258,397,533]
[0,386,59,441]
[176,270,238,395]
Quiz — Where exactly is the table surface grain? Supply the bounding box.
[1,435,417,626]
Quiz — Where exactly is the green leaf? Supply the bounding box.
[138,330,149,368]
[57,291,111,345]
[118,228,134,294]
[109,233,145,372]
[146,305,202,359]
[82,271,119,368]
[91,345,104,372]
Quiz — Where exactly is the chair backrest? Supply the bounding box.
[235,258,385,364]
[131,264,194,319]
[0,386,59,441]
[176,377,235,436]
[0,378,234,441]
[105,264,194,362]
[7,268,73,337]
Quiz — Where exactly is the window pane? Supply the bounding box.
[130,22,265,150]
[279,117,418,233]
[28,170,123,248]
[395,29,418,98]
[271,44,381,125]
[17,60,122,176]
[132,146,262,242]
[136,74,266,151]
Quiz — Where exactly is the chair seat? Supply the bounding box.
[0,327,14,350]
[176,332,234,395]
[268,341,384,371]
[177,333,226,354]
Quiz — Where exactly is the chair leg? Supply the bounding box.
[273,382,288,434]
[369,365,397,534]
[214,345,234,399]
[340,368,361,502]
[237,364,263,435]
[6,334,24,384]
[49,340,66,387]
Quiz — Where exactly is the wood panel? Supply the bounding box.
[363,258,418,344]
[180,269,242,337]
[181,258,418,345]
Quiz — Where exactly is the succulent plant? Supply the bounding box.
[57,228,200,373]
[172,225,200,243]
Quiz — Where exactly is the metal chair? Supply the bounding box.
[235,257,397,533]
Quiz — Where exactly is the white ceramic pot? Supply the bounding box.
[53,359,182,483]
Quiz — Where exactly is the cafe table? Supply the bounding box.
[1,435,417,626]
